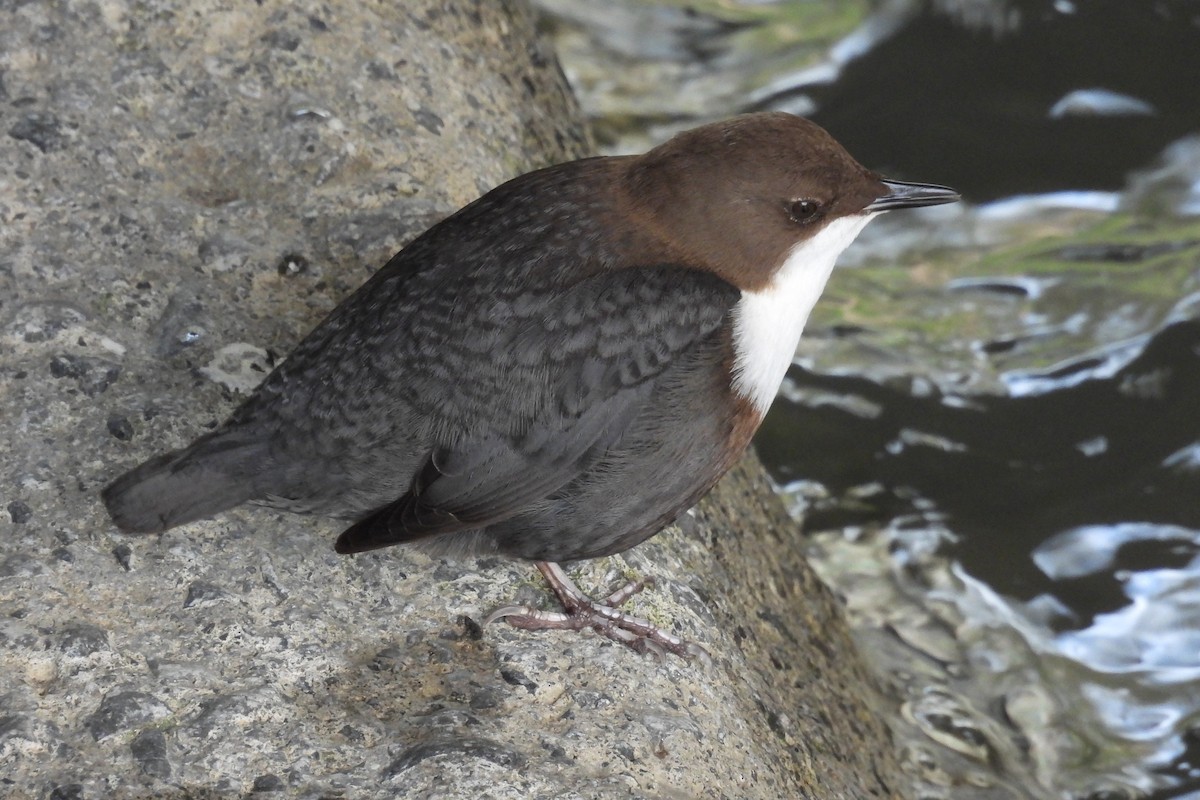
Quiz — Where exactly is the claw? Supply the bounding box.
[484,605,568,627]
[484,561,710,662]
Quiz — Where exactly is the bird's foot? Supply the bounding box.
[485,561,710,663]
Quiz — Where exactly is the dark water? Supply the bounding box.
[766,0,1200,201]
[758,318,1200,628]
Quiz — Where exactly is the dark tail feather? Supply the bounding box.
[334,499,468,554]
[101,431,268,534]
[334,511,392,554]
[334,502,424,554]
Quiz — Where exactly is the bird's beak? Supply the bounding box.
[865,179,960,212]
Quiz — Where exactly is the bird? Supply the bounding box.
[102,112,959,658]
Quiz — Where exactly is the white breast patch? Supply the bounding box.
[730,213,877,415]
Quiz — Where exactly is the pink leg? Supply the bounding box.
[485,561,710,663]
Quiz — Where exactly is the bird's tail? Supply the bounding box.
[101,429,269,534]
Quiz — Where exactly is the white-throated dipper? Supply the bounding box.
[103,112,958,658]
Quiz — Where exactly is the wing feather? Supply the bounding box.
[334,266,737,554]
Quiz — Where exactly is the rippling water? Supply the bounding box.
[537,1,1200,797]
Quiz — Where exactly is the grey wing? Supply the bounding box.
[334,265,739,554]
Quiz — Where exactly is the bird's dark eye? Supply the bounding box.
[787,198,822,224]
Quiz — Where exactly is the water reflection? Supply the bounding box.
[762,318,1200,608]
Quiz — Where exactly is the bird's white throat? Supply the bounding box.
[731,213,877,415]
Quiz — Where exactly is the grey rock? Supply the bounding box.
[6,501,32,525]
[385,736,526,778]
[130,729,172,779]
[105,414,134,441]
[182,689,279,741]
[250,773,284,792]
[183,580,228,609]
[152,293,211,358]
[0,619,40,650]
[111,544,134,571]
[197,232,253,274]
[0,554,42,579]
[9,111,65,153]
[48,355,121,397]
[47,784,84,800]
[85,690,172,740]
[0,0,902,797]
[54,623,109,657]
[0,714,28,741]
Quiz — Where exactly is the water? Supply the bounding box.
[536,1,1200,797]
[765,0,1200,202]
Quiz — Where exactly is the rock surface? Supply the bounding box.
[0,1,903,797]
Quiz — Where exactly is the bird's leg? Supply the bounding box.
[485,561,710,663]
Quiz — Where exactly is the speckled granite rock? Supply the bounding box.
[0,1,903,798]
